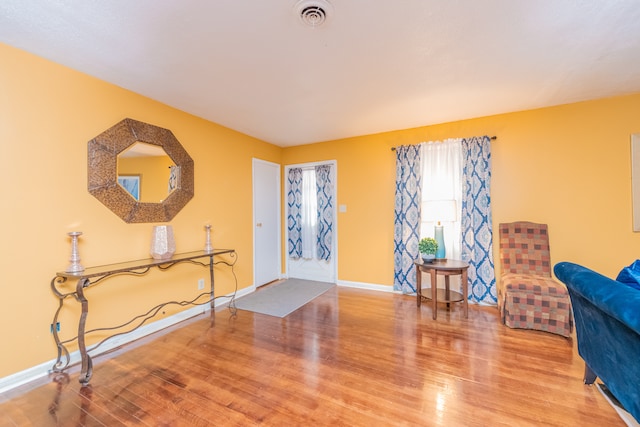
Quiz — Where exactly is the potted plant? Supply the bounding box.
[418,237,438,263]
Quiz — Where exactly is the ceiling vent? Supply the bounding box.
[295,0,333,28]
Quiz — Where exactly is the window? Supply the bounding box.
[420,139,462,260]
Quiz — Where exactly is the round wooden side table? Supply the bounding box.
[415,259,469,320]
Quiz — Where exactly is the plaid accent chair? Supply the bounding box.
[498,222,573,337]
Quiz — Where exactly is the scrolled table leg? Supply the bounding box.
[79,355,93,386]
[209,254,215,310]
[50,276,70,372]
[76,278,93,385]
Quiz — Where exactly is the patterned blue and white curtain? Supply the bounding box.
[461,136,496,305]
[393,137,495,301]
[287,168,303,259]
[315,164,333,261]
[393,145,422,293]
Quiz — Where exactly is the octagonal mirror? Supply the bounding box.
[117,142,177,203]
[88,118,194,223]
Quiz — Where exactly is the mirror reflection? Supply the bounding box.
[117,142,178,203]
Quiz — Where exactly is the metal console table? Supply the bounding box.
[50,249,236,385]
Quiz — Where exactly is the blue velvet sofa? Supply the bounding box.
[554,262,640,423]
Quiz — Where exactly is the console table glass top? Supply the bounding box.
[56,249,235,280]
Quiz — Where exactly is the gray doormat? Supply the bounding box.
[234,279,335,318]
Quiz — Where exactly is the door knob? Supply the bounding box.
[256,223,262,227]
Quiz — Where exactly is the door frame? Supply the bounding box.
[252,158,282,287]
[284,160,338,283]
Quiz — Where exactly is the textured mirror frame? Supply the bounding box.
[88,118,194,223]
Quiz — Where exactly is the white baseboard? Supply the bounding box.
[337,279,397,293]
[0,289,251,395]
[597,383,640,427]
[279,274,396,293]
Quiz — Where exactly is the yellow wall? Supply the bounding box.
[3,39,640,381]
[0,43,281,378]
[283,93,640,284]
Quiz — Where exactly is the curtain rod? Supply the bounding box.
[390,135,497,151]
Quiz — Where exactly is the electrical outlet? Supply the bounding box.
[50,322,60,333]
[197,278,205,290]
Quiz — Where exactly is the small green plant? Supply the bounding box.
[418,237,438,254]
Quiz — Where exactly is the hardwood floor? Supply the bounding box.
[0,285,625,426]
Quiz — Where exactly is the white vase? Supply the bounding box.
[150,225,176,260]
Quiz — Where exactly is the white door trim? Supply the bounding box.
[284,160,338,283]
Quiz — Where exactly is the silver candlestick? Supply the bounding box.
[66,231,85,273]
[204,225,213,252]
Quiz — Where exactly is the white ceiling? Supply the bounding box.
[1,1,640,147]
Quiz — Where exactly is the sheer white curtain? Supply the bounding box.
[394,137,494,301]
[301,169,317,259]
[420,139,463,260]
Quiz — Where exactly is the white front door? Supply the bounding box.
[253,159,281,287]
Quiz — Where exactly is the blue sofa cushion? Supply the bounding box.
[616,260,640,291]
